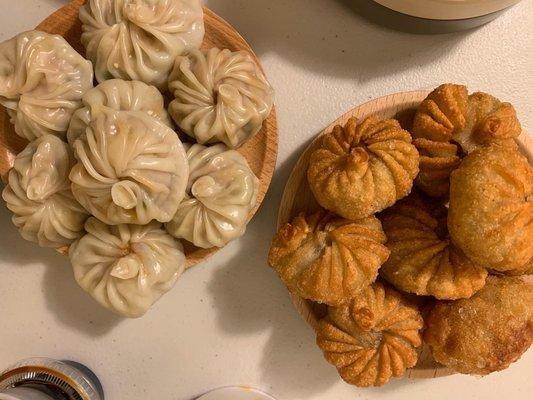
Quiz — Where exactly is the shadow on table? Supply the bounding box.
[0,202,121,337]
[207,0,470,80]
[206,138,340,396]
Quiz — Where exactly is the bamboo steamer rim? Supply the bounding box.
[0,0,278,269]
[276,89,533,379]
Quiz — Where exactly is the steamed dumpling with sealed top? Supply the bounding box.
[166,143,259,248]
[67,79,172,145]
[0,30,93,141]
[168,48,274,148]
[79,0,204,89]
[2,135,88,248]
[307,116,419,220]
[70,217,185,318]
[70,109,189,225]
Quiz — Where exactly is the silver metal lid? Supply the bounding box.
[0,359,102,400]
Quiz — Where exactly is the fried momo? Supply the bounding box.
[316,281,423,387]
[449,144,532,273]
[425,276,533,375]
[308,117,419,220]
[268,211,390,306]
[380,193,487,299]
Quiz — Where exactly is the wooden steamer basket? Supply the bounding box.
[0,0,278,269]
[277,90,533,379]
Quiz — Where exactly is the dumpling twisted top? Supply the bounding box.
[70,110,189,225]
[67,79,172,145]
[268,211,390,306]
[80,0,204,89]
[380,193,487,300]
[449,144,533,273]
[412,84,522,197]
[70,217,185,318]
[0,30,93,141]
[307,116,419,220]
[316,281,423,387]
[454,91,522,153]
[166,143,258,248]
[2,135,88,248]
[168,48,274,148]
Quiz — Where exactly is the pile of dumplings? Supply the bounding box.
[0,0,274,318]
[269,83,532,387]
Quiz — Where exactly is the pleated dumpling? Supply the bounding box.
[70,218,185,318]
[380,193,487,299]
[79,0,204,89]
[2,135,88,248]
[307,116,419,220]
[165,143,258,248]
[168,48,274,148]
[0,30,93,141]
[453,92,521,154]
[268,211,390,306]
[70,110,189,225]
[411,84,467,197]
[412,84,522,197]
[316,281,423,387]
[67,79,172,145]
[449,144,532,273]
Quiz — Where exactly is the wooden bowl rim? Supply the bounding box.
[0,0,278,269]
[276,89,533,379]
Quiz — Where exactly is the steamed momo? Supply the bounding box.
[168,48,274,148]
[166,143,259,248]
[2,135,88,248]
[79,0,204,89]
[70,109,189,225]
[0,30,93,141]
[67,79,172,145]
[70,218,185,318]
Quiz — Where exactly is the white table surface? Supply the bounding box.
[1,1,532,399]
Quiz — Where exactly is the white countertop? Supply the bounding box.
[1,1,532,399]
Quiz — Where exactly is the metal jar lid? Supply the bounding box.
[0,359,102,400]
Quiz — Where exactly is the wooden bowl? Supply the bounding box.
[277,90,533,379]
[0,0,278,269]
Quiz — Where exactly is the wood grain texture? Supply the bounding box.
[0,0,278,269]
[277,90,533,380]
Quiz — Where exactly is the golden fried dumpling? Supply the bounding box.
[425,276,533,375]
[268,211,390,306]
[380,193,487,299]
[454,92,521,154]
[412,138,461,198]
[316,281,423,387]
[411,84,467,197]
[308,117,419,220]
[449,144,532,273]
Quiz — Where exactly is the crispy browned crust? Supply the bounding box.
[424,276,533,375]
[268,211,390,305]
[380,193,487,299]
[307,117,419,220]
[316,281,423,387]
[411,84,467,197]
[449,144,533,272]
[411,85,522,198]
[454,92,522,154]
[413,138,461,198]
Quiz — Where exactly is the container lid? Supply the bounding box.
[373,0,520,20]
